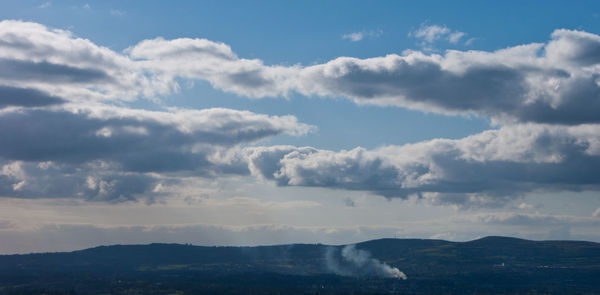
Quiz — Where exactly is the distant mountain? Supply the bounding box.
[1,236,599,294]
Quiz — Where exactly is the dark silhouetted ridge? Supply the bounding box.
[1,236,599,294]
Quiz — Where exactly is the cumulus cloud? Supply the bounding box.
[3,19,600,208]
[246,123,600,207]
[0,20,175,102]
[295,38,600,125]
[3,20,600,125]
[130,27,600,125]
[126,37,299,98]
[0,160,164,202]
[0,102,313,201]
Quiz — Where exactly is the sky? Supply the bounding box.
[0,0,600,254]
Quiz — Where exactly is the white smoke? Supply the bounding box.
[325,245,407,280]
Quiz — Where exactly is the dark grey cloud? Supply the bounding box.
[0,103,312,201]
[298,50,600,125]
[0,59,111,84]
[0,86,65,108]
[0,105,311,173]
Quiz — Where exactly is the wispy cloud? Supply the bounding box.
[38,1,51,9]
[409,23,469,47]
[110,9,126,16]
[342,29,383,42]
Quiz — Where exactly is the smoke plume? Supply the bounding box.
[325,245,407,280]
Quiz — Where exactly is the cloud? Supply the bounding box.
[295,40,599,125]
[0,223,413,254]
[128,26,600,125]
[409,23,466,46]
[0,160,163,202]
[448,31,465,44]
[3,19,600,208]
[3,20,600,125]
[0,104,312,167]
[38,1,51,9]
[516,202,536,210]
[110,9,126,16]
[0,86,65,108]
[0,102,313,201]
[411,24,450,43]
[342,30,383,42]
[2,214,597,254]
[126,36,299,98]
[453,212,600,227]
[246,123,600,207]
[342,32,365,42]
[0,20,174,102]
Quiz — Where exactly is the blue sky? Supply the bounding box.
[0,1,600,253]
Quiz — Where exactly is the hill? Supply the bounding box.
[1,236,599,294]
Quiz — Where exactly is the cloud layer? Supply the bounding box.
[3,20,600,125]
[2,20,600,208]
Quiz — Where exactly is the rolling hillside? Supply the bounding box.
[1,236,599,294]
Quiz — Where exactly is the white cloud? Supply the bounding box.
[342,30,383,42]
[517,202,535,210]
[411,24,450,43]
[409,23,467,46]
[246,123,600,207]
[3,21,600,125]
[448,31,465,44]
[110,9,125,16]
[342,32,364,42]
[0,20,174,102]
[128,26,600,125]
[39,1,51,9]
[3,20,600,209]
[295,32,600,125]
